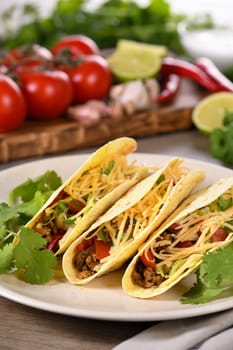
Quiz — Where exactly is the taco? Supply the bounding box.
[62,158,204,285]
[122,176,233,299]
[26,137,148,255]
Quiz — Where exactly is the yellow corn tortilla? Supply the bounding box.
[26,137,148,254]
[62,158,204,285]
[122,176,233,299]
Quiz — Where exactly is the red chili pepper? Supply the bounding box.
[195,57,233,92]
[156,73,181,103]
[161,57,221,92]
[47,233,64,251]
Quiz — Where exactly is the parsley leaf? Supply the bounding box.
[0,243,15,274]
[14,227,57,284]
[181,242,233,304]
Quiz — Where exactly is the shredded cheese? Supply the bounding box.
[87,161,187,258]
[65,157,141,201]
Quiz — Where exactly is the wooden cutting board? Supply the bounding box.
[0,78,207,163]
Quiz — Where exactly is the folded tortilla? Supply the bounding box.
[62,158,204,285]
[122,176,233,299]
[26,137,148,254]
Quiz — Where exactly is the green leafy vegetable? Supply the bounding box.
[0,170,62,284]
[100,160,115,175]
[218,196,232,211]
[156,173,165,184]
[209,111,233,166]
[14,227,57,284]
[0,0,185,54]
[9,170,61,205]
[0,243,15,274]
[181,242,233,304]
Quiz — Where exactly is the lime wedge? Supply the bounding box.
[192,92,233,135]
[117,39,168,57]
[108,40,167,82]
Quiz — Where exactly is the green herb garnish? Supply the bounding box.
[0,170,62,284]
[209,111,233,165]
[63,218,75,225]
[100,160,115,175]
[181,242,233,304]
[218,196,232,211]
[156,173,165,184]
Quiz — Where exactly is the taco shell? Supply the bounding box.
[25,137,147,254]
[122,176,233,299]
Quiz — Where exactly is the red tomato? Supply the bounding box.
[2,44,53,72]
[211,228,228,242]
[168,223,180,231]
[51,35,100,59]
[76,238,94,252]
[140,249,156,268]
[0,75,26,133]
[68,55,112,103]
[67,199,85,214]
[94,239,111,260]
[176,240,194,248]
[18,70,73,120]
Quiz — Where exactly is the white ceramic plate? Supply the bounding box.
[0,153,233,322]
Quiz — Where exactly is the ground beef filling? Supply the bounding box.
[131,231,176,288]
[132,260,165,288]
[33,212,59,243]
[73,245,99,279]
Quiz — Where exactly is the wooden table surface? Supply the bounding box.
[0,130,229,350]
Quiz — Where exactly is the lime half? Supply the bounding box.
[108,40,167,82]
[192,92,233,135]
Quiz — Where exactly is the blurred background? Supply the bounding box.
[0,0,232,51]
[1,0,232,22]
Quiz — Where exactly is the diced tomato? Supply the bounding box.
[67,199,85,214]
[176,240,194,248]
[76,238,94,251]
[94,239,111,260]
[140,249,156,268]
[210,228,228,242]
[168,223,179,231]
[50,190,67,205]
[47,233,64,251]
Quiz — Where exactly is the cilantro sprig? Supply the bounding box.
[209,111,233,165]
[181,242,233,304]
[14,228,57,284]
[0,170,62,284]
